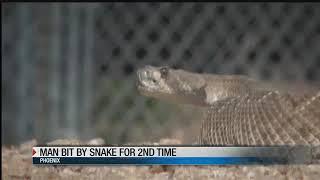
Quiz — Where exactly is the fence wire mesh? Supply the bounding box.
[2,3,320,145]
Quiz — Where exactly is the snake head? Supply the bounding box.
[136,65,207,106]
[136,65,173,97]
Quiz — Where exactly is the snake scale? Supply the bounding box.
[136,65,320,145]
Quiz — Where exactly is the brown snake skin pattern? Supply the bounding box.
[199,91,320,145]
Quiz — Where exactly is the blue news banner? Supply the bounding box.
[32,146,318,165]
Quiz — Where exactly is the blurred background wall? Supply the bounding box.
[2,3,320,145]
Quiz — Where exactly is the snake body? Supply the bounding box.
[136,66,320,145]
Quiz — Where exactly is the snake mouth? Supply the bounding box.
[136,79,144,92]
[136,81,146,92]
[136,80,153,97]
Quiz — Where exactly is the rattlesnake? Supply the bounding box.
[136,65,320,145]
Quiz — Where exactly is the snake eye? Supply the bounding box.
[152,78,157,83]
[160,67,168,78]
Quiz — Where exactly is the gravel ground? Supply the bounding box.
[2,139,319,180]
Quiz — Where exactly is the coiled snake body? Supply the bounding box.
[137,66,320,145]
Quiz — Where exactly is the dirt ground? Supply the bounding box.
[2,138,320,180]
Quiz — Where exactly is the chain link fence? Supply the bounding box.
[2,3,320,145]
